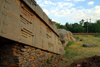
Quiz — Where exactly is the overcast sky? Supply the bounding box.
[35,0,100,25]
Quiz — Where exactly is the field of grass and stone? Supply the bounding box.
[42,35,100,67]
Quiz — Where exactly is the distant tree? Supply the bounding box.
[88,23,100,33]
[55,23,67,30]
[73,25,85,33]
[83,22,90,33]
[55,23,60,29]
[59,25,67,30]
[65,22,69,28]
[72,23,79,28]
[79,19,84,26]
[65,22,72,31]
[54,19,100,33]
[96,20,100,25]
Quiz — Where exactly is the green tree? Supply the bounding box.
[55,23,67,30]
[83,22,90,33]
[88,23,100,33]
[65,22,73,31]
[72,23,79,28]
[96,20,100,25]
[79,19,84,26]
[73,25,85,33]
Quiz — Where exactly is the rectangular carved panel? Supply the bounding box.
[20,15,32,29]
[46,28,51,33]
[46,34,51,39]
[21,28,33,39]
[21,3,33,21]
[48,43,53,48]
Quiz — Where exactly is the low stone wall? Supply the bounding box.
[73,33,100,35]
[0,42,56,67]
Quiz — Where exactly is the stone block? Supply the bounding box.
[48,42,54,52]
[36,4,43,19]
[42,38,48,50]
[0,61,8,66]
[56,45,59,54]
[0,0,2,12]
[10,64,19,67]
[53,44,57,53]
[43,12,49,24]
[40,26,46,38]
[34,20,40,34]
[20,15,33,30]
[34,34,42,49]
[83,44,97,47]
[19,58,23,63]
[24,62,30,67]
[51,33,55,44]
[58,45,64,54]
[13,51,21,57]
[0,13,20,42]
[0,13,3,36]
[18,28,34,46]
[18,56,24,60]
[5,0,20,14]
[23,0,37,12]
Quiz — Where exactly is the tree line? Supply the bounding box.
[53,19,100,33]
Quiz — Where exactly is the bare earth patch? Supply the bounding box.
[69,55,100,67]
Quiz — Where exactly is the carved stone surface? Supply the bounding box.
[5,0,12,4]
[0,0,65,55]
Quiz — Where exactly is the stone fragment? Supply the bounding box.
[0,61,8,65]
[80,38,83,41]
[10,64,19,67]
[83,44,97,47]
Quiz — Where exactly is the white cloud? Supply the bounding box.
[64,0,71,1]
[44,1,56,5]
[61,23,66,25]
[35,0,99,23]
[64,0,85,2]
[36,0,42,3]
[73,0,85,2]
[52,19,55,21]
[57,2,74,8]
[88,1,94,5]
[94,6,100,9]
[51,6,100,22]
[44,1,49,4]
[43,9,49,15]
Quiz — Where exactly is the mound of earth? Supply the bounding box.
[69,55,100,67]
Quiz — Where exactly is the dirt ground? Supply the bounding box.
[41,55,100,67]
[69,55,100,67]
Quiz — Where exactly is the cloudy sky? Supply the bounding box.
[35,0,100,25]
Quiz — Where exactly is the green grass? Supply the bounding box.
[46,55,54,64]
[94,34,99,37]
[43,35,100,67]
[67,41,74,46]
[62,35,100,66]
[46,58,50,64]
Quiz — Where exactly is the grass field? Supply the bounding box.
[62,35,100,67]
[42,35,100,67]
